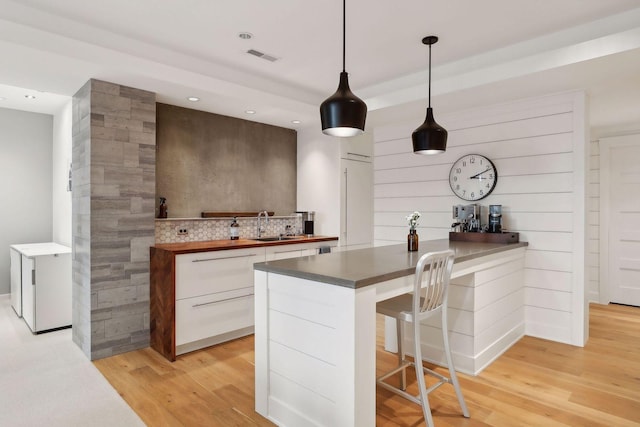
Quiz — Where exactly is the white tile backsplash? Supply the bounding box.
[155,216,302,243]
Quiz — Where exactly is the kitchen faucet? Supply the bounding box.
[257,210,269,238]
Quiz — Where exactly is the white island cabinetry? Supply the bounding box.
[254,239,528,426]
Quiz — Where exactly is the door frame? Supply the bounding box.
[599,134,639,304]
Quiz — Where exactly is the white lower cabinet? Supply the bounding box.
[158,239,338,359]
[176,290,254,347]
[175,248,262,355]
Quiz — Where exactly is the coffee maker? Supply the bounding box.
[452,204,482,232]
[297,211,315,236]
[488,205,502,233]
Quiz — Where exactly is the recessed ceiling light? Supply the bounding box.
[245,109,256,114]
[25,94,36,99]
[187,96,200,102]
[238,32,253,40]
[291,120,301,124]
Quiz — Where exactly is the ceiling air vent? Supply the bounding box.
[247,49,278,62]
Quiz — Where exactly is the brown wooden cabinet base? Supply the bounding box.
[150,247,177,361]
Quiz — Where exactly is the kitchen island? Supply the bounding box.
[254,239,528,427]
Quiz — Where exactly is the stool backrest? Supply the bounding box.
[413,250,455,319]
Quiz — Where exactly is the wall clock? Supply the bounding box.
[449,154,497,201]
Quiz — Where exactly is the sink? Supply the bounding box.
[253,236,297,242]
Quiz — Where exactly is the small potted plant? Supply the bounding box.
[406,211,421,251]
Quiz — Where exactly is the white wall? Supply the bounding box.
[52,101,73,246]
[587,139,600,302]
[372,91,588,346]
[296,126,341,238]
[0,108,53,294]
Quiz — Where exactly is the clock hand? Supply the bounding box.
[469,169,490,179]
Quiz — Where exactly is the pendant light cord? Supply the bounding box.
[342,0,346,72]
[428,43,432,108]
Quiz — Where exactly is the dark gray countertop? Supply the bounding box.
[254,239,528,289]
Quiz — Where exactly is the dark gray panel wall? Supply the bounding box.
[156,103,297,218]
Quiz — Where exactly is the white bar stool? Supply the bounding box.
[376,250,470,426]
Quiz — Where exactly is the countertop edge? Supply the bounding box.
[151,236,339,254]
[254,241,528,289]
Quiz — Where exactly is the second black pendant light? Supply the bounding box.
[412,36,447,155]
[320,0,367,137]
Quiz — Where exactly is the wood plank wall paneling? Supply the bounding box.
[373,92,587,345]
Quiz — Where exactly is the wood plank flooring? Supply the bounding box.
[94,303,640,426]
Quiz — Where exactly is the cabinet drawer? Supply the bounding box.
[265,246,304,261]
[176,289,254,346]
[176,248,263,300]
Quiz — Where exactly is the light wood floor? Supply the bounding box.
[94,303,640,426]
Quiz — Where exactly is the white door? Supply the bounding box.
[341,158,373,249]
[600,135,640,306]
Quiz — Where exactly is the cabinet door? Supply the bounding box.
[35,253,72,331]
[21,255,35,331]
[176,248,263,300]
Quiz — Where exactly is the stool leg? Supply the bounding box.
[441,305,469,418]
[396,318,406,390]
[413,320,435,427]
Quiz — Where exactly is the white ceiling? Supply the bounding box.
[1,0,639,134]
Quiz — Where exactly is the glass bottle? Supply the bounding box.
[230,217,240,240]
[408,229,419,252]
[158,197,167,219]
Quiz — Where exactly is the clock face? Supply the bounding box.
[449,154,497,201]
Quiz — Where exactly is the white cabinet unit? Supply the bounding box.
[10,243,72,333]
[175,248,261,355]
[150,237,339,361]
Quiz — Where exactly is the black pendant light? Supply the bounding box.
[320,0,367,137]
[412,36,447,155]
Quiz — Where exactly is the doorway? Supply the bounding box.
[600,134,640,306]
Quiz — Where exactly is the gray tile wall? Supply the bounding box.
[72,79,156,360]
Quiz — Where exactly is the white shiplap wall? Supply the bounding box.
[373,91,588,346]
[588,140,600,302]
